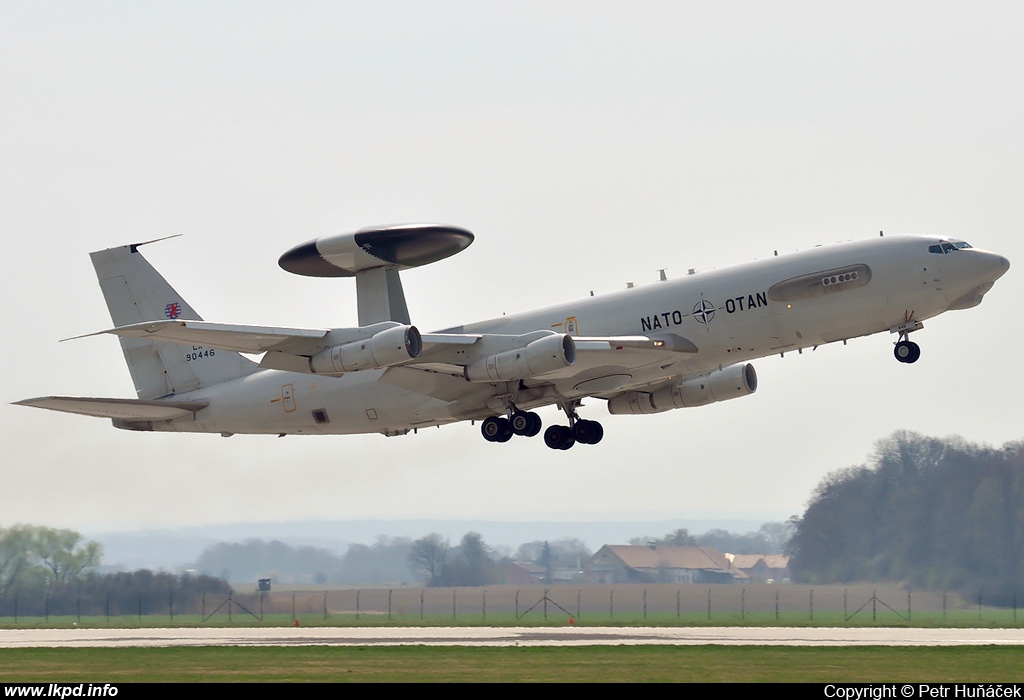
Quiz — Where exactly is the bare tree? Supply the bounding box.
[407,533,448,586]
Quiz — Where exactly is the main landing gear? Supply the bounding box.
[479,402,604,450]
[543,419,604,450]
[480,410,541,443]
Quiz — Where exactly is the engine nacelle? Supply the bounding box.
[308,324,422,374]
[464,333,575,382]
[607,363,758,415]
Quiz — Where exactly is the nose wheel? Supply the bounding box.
[892,313,924,364]
[894,339,921,363]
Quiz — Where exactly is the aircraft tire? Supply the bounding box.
[573,420,600,445]
[510,411,531,435]
[481,416,505,442]
[894,340,921,364]
[524,412,542,437]
[544,425,573,450]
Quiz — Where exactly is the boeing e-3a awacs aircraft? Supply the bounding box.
[16,225,1009,450]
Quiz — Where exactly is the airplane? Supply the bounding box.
[15,224,1010,450]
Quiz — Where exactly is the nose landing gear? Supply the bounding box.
[892,313,924,364]
[894,339,921,363]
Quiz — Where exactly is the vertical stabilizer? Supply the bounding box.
[91,241,258,399]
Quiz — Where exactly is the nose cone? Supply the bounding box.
[979,251,1011,282]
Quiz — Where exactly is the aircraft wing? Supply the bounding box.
[14,396,208,421]
[380,332,701,404]
[74,320,331,355]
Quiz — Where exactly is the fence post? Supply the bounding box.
[389,589,393,621]
[577,589,581,620]
[677,589,680,619]
[452,590,456,621]
[707,588,711,621]
[356,590,360,621]
[643,589,647,621]
[775,589,779,622]
[420,589,424,621]
[741,589,745,621]
[482,590,486,623]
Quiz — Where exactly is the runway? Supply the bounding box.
[2,626,1024,648]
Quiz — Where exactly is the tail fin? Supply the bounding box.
[91,239,258,399]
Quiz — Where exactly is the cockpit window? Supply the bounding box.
[928,240,967,254]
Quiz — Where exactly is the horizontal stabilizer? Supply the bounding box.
[14,396,208,421]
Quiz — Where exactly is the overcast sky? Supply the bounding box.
[2,2,1021,534]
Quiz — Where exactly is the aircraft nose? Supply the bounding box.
[974,250,1010,282]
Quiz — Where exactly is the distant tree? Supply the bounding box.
[408,533,448,586]
[0,525,101,595]
[541,541,553,583]
[658,528,698,547]
[513,538,591,580]
[35,527,102,586]
[194,539,343,584]
[788,431,1024,603]
[337,536,414,585]
[0,525,37,596]
[459,532,490,586]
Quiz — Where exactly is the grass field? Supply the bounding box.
[2,645,1023,682]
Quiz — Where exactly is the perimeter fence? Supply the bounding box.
[2,583,1023,627]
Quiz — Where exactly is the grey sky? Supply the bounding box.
[2,2,1021,532]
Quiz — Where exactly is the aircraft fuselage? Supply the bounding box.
[144,234,1007,437]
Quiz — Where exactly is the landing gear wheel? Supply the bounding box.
[524,412,542,437]
[510,411,530,435]
[572,419,604,445]
[481,416,512,442]
[894,340,921,364]
[544,425,575,450]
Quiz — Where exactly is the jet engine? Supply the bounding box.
[308,324,422,374]
[607,363,757,415]
[464,333,575,382]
